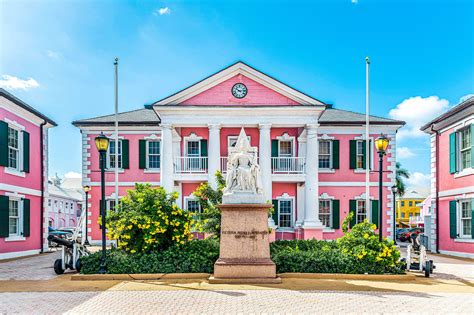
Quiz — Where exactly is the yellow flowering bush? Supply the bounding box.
[106,184,194,253]
[337,212,402,273]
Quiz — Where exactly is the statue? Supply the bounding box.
[222,128,265,204]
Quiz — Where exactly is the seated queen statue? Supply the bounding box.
[222,128,265,204]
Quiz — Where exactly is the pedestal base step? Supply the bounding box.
[208,276,282,284]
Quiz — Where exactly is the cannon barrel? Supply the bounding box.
[48,235,74,248]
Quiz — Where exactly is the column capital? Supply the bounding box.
[258,123,272,130]
[208,123,221,130]
[306,123,320,130]
[160,123,173,130]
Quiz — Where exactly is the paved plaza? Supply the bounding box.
[0,249,473,314]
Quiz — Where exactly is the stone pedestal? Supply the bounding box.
[209,204,281,284]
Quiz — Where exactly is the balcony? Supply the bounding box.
[174,157,208,174]
[271,157,305,174]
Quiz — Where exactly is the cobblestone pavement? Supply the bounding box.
[1,290,472,314]
[0,251,60,281]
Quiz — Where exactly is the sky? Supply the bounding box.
[1,0,473,194]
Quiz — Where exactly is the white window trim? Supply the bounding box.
[4,123,25,177]
[184,195,201,214]
[228,135,251,151]
[146,140,161,171]
[457,127,472,173]
[184,133,203,157]
[318,139,333,170]
[354,193,374,224]
[276,193,295,230]
[353,136,374,171]
[457,200,473,239]
[5,196,25,241]
[319,199,333,229]
[276,133,296,157]
[106,138,124,171]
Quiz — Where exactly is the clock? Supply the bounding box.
[231,83,248,99]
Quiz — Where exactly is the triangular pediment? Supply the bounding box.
[153,61,325,106]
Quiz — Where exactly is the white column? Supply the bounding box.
[303,123,323,228]
[208,123,221,189]
[259,123,272,202]
[160,124,174,193]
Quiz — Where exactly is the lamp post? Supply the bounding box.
[83,185,91,246]
[95,133,109,274]
[375,134,389,242]
[391,185,398,245]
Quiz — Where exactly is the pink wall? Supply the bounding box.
[438,127,474,192]
[179,75,301,106]
[0,108,42,191]
[0,192,42,254]
[438,197,474,253]
[179,128,209,156]
[182,182,202,201]
[88,133,161,183]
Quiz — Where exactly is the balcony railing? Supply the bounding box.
[221,157,229,173]
[174,157,208,174]
[271,157,305,174]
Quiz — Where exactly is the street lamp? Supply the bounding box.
[391,185,398,245]
[83,185,91,246]
[95,133,109,274]
[375,134,389,242]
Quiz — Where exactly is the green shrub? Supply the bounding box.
[81,239,219,274]
[106,183,194,254]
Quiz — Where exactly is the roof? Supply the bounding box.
[153,61,326,106]
[48,183,82,201]
[420,96,474,133]
[0,88,57,126]
[72,108,160,127]
[398,190,427,200]
[318,108,405,126]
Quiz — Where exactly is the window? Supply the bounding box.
[9,200,20,236]
[319,200,332,228]
[186,199,201,214]
[147,141,161,169]
[107,140,123,169]
[409,201,413,207]
[356,140,364,169]
[278,199,293,228]
[186,140,200,156]
[8,127,20,170]
[401,201,405,207]
[48,199,51,207]
[279,141,293,157]
[228,136,251,149]
[459,127,472,171]
[356,200,367,224]
[460,201,472,238]
[107,199,117,211]
[319,141,332,169]
[401,212,405,218]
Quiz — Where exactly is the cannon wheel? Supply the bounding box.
[75,259,82,273]
[54,259,65,275]
[424,261,431,278]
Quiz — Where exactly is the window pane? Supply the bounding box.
[148,141,161,169]
[279,141,292,156]
[108,140,122,168]
[356,200,367,224]
[319,200,331,227]
[279,200,293,228]
[187,141,200,156]
[319,141,331,169]
[187,200,201,213]
[8,128,18,148]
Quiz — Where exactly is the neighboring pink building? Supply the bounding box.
[73,62,404,243]
[421,96,473,258]
[47,176,83,229]
[0,89,56,259]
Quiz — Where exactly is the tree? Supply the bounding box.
[192,171,226,238]
[395,162,410,197]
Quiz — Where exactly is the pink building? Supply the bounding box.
[0,89,56,259]
[73,62,404,243]
[421,96,473,258]
[47,176,83,229]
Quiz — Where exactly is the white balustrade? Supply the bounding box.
[271,157,305,174]
[174,157,208,173]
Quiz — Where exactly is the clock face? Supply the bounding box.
[231,83,248,99]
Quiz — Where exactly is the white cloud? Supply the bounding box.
[64,171,82,179]
[389,96,449,139]
[460,94,474,103]
[397,146,415,159]
[351,0,358,3]
[154,7,171,16]
[46,50,61,59]
[0,75,40,91]
[405,172,431,197]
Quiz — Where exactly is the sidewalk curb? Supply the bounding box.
[71,273,211,281]
[279,272,417,281]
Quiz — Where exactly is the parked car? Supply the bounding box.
[399,227,424,242]
[48,227,71,247]
[396,228,409,240]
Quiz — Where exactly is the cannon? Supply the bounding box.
[51,210,90,274]
[403,233,435,277]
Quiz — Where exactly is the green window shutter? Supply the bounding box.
[122,139,129,169]
[23,198,30,237]
[471,199,474,239]
[361,140,367,169]
[449,132,457,174]
[471,125,474,168]
[139,140,147,169]
[272,199,279,226]
[271,140,278,158]
[332,140,339,169]
[349,140,356,169]
[371,200,379,228]
[0,196,9,237]
[0,121,7,167]
[332,199,340,229]
[200,139,208,157]
[349,199,357,228]
[449,200,457,239]
[22,131,30,173]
